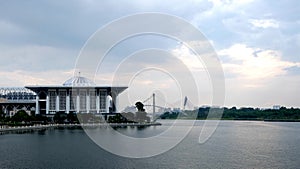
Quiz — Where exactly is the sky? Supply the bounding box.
[0,0,299,109]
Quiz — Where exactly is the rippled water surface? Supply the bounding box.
[0,120,299,169]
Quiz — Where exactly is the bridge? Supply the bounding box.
[122,93,195,122]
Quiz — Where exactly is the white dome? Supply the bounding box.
[63,76,96,87]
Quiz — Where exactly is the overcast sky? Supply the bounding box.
[0,0,299,109]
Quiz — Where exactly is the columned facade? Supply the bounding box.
[66,95,70,114]
[26,76,127,116]
[35,95,39,115]
[46,95,49,114]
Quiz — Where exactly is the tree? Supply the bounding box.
[135,102,145,112]
[67,111,78,123]
[134,102,151,123]
[0,109,5,122]
[33,114,49,124]
[11,110,30,123]
[53,112,67,123]
[108,113,125,123]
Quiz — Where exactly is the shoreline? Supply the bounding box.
[163,118,300,122]
[0,122,162,133]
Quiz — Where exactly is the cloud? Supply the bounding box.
[0,44,77,72]
[171,43,207,71]
[225,74,300,108]
[249,19,279,28]
[0,69,74,87]
[201,0,254,17]
[219,44,300,81]
[209,0,254,8]
[0,0,299,108]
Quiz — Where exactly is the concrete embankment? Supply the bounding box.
[0,124,57,133]
[0,122,162,134]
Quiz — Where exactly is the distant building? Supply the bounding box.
[173,108,181,112]
[273,105,281,110]
[0,87,36,117]
[0,76,127,117]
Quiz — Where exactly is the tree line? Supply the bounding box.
[160,106,300,121]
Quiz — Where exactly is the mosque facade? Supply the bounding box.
[0,76,127,117]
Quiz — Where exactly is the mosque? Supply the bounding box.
[0,76,127,117]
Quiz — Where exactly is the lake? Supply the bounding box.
[0,120,299,169]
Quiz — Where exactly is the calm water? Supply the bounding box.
[0,120,299,169]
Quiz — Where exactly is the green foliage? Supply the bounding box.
[222,107,300,120]
[108,112,150,123]
[135,102,145,112]
[159,107,300,121]
[108,113,126,123]
[0,109,5,122]
[106,102,151,123]
[67,111,79,123]
[11,110,31,123]
[160,112,179,119]
[53,112,67,123]
[33,114,50,123]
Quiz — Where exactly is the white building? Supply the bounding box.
[273,105,281,110]
[0,87,36,117]
[25,76,127,116]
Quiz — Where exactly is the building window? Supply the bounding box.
[70,90,77,111]
[49,91,56,111]
[100,90,106,112]
[89,90,96,111]
[79,90,86,111]
[59,90,66,111]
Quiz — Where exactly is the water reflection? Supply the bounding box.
[0,121,299,168]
